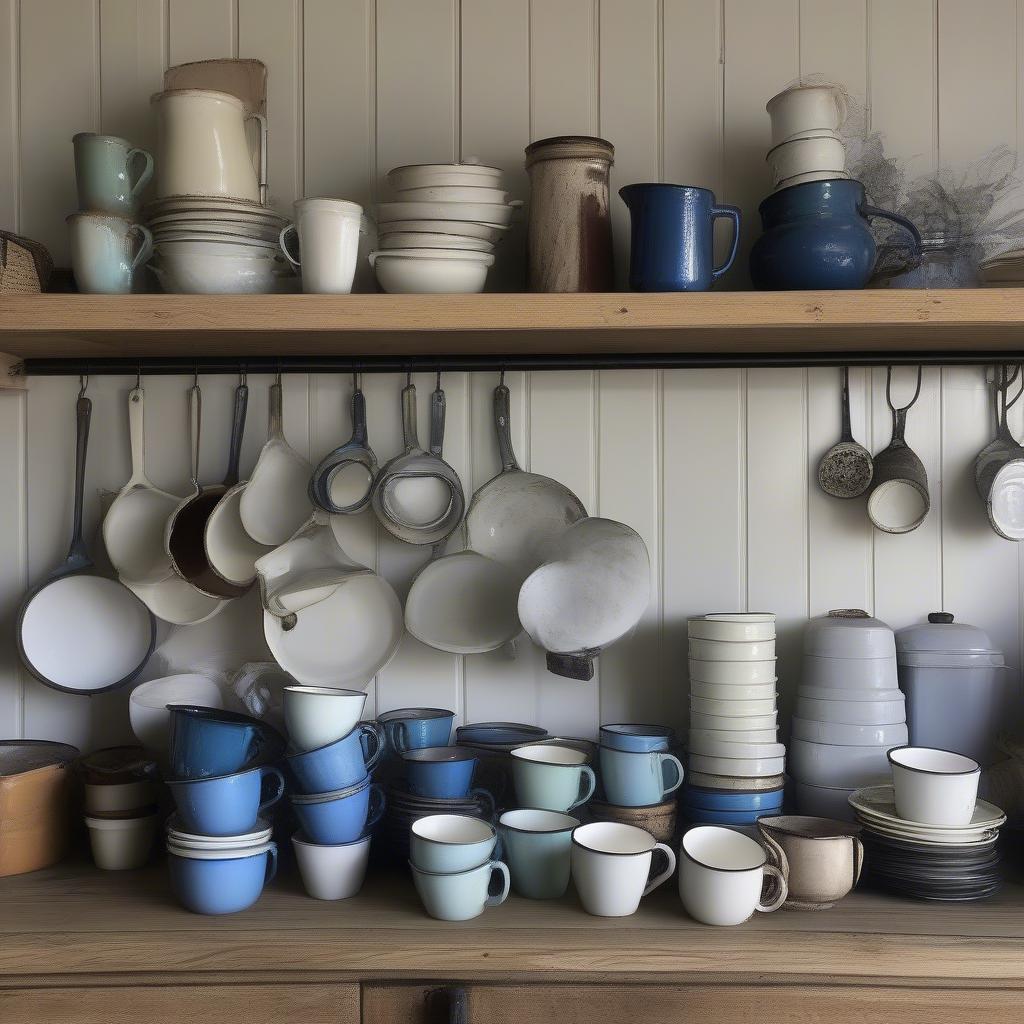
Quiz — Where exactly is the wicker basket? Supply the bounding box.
[0,232,53,293]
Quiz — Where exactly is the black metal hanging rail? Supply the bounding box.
[19,349,1024,376]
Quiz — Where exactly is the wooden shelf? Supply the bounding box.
[2,290,1024,366]
[1,861,1023,983]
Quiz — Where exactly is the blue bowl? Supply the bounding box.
[679,806,770,825]
[680,785,784,812]
[168,843,277,915]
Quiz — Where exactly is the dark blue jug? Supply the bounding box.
[749,178,920,290]
[619,183,741,291]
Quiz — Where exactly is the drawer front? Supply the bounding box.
[0,983,359,1024]
[362,981,1023,1024]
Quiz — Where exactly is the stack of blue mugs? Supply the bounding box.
[164,705,284,915]
[283,686,385,900]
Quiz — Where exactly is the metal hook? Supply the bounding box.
[239,366,247,387]
[192,363,199,388]
[352,370,360,392]
[135,363,142,390]
[886,365,922,413]
[499,368,506,386]
[406,370,412,387]
[78,374,89,398]
[435,369,442,391]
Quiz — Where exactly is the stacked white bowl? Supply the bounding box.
[685,613,786,821]
[145,195,295,294]
[791,610,908,820]
[371,163,517,293]
[765,85,849,192]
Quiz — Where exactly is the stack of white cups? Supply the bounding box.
[765,84,849,192]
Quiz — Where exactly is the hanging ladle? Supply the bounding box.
[867,365,929,534]
[817,366,873,498]
[309,373,378,514]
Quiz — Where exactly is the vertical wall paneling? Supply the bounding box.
[167,0,236,65]
[0,391,25,734]
[798,0,866,95]
[0,0,18,230]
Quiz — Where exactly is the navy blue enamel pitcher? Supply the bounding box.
[620,183,741,291]
[749,179,921,290]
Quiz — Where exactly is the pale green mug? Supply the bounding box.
[67,213,152,294]
[73,132,154,216]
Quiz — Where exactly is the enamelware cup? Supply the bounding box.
[167,705,282,781]
[290,776,386,845]
[678,825,788,926]
[409,814,498,873]
[84,811,158,870]
[511,744,596,813]
[599,724,674,753]
[401,746,486,800]
[410,858,510,921]
[67,212,152,294]
[72,132,154,216]
[598,746,684,807]
[292,831,371,900]
[165,765,285,837]
[888,746,981,826]
[168,841,277,915]
[279,198,367,294]
[285,722,385,795]
[497,808,578,899]
[378,708,455,754]
[570,821,676,917]
[283,685,368,754]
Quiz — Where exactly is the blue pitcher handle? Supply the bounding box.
[861,204,922,271]
[359,721,386,772]
[710,204,741,281]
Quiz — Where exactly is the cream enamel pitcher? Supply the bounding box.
[151,89,267,204]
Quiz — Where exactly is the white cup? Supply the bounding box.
[283,685,368,754]
[766,136,847,189]
[279,198,368,293]
[570,821,676,917]
[292,831,370,900]
[888,746,981,826]
[679,825,788,926]
[766,84,848,147]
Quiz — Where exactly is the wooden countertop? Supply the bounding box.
[2,862,1024,985]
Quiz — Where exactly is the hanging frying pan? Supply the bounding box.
[17,380,156,694]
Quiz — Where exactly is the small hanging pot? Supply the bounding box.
[867,366,929,534]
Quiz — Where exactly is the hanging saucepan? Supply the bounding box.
[309,374,378,515]
[867,366,929,535]
[165,380,250,599]
[975,365,1024,541]
[517,517,651,680]
[370,374,465,546]
[817,366,873,499]
[17,379,156,694]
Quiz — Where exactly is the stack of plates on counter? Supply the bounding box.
[850,785,1006,901]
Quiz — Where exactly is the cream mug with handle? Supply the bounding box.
[279,199,368,294]
[151,89,267,204]
[679,825,788,926]
[571,821,676,917]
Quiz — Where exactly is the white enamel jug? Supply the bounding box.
[151,89,267,204]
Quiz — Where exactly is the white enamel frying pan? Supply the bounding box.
[17,382,156,694]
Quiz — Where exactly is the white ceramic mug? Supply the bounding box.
[279,198,368,294]
[678,825,788,926]
[570,821,676,917]
[292,831,370,900]
[67,213,152,294]
[283,685,368,753]
[888,746,981,826]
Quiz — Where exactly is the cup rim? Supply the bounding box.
[166,704,262,727]
[167,840,275,861]
[283,685,366,698]
[600,723,674,739]
[680,825,767,873]
[510,743,588,766]
[377,707,455,722]
[887,745,981,776]
[291,829,371,850]
[407,857,495,878]
[285,722,369,761]
[165,763,264,787]
[571,821,655,857]
[410,813,496,846]
[757,814,862,842]
[400,745,477,764]
[498,808,580,834]
[290,775,371,804]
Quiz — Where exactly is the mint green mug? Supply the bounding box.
[73,132,154,216]
[67,213,152,294]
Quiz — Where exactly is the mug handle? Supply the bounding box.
[851,836,865,888]
[470,788,495,820]
[245,112,269,206]
[484,860,511,908]
[862,204,922,273]
[659,753,685,796]
[129,224,153,270]
[279,224,301,266]
[569,766,597,810]
[391,721,410,754]
[258,765,286,813]
[710,204,741,281]
[642,842,677,897]
[126,147,154,202]
[756,864,788,913]
[263,842,278,884]
[365,783,387,830]
[360,721,386,772]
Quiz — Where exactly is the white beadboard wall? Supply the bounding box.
[1,0,1024,750]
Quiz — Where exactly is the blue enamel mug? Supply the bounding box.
[599,724,674,753]
[598,746,685,807]
[167,705,284,781]
[165,765,285,837]
[169,841,277,915]
[620,183,740,291]
[290,776,386,845]
[285,721,384,795]
[401,746,490,800]
[378,708,455,754]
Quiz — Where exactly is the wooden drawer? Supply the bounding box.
[362,981,1023,1024]
[0,983,360,1024]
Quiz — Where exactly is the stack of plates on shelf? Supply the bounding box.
[850,785,1006,901]
[683,613,785,825]
[979,250,1024,286]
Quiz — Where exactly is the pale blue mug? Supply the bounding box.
[378,708,455,754]
[73,132,154,216]
[409,814,498,873]
[497,808,579,899]
[599,746,684,807]
[410,858,510,921]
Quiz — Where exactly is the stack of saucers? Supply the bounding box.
[371,163,516,292]
[683,613,785,825]
[144,195,294,294]
[850,785,1006,901]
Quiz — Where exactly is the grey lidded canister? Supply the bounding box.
[524,136,614,293]
[895,612,1008,767]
